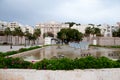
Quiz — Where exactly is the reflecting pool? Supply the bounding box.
[21,45,120,61]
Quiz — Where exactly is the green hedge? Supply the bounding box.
[0,46,41,57]
[1,56,120,69]
[0,57,32,69]
[33,56,120,70]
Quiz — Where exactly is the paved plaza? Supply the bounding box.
[0,45,33,52]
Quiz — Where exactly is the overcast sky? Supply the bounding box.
[0,0,120,26]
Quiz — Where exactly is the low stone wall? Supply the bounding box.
[83,37,120,46]
[0,69,120,80]
[98,37,120,46]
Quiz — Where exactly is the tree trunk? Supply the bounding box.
[114,37,115,46]
[6,35,8,43]
[15,36,17,45]
[18,36,19,45]
[21,37,23,45]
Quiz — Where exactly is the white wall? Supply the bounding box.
[0,69,120,80]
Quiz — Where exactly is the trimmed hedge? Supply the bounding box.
[1,56,120,70]
[0,46,41,57]
[0,57,32,69]
[33,56,120,70]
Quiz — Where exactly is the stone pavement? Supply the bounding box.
[0,45,41,52]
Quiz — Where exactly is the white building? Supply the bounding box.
[23,25,34,34]
[6,21,34,34]
[96,24,112,37]
[71,24,92,33]
[35,21,69,38]
[0,21,8,31]
[71,23,120,37]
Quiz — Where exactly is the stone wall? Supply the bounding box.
[0,36,44,45]
[83,37,120,46]
[0,69,120,80]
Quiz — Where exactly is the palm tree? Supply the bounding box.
[0,31,4,36]
[43,32,54,38]
[4,27,11,44]
[85,27,91,41]
[33,29,41,45]
[14,27,23,45]
[19,31,24,45]
[25,31,31,45]
[91,27,96,38]
[112,28,120,45]
[61,33,67,44]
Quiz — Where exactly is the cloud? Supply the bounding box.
[0,0,120,25]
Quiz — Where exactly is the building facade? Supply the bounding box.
[7,22,34,34]
[35,21,69,38]
[0,20,34,45]
[0,21,8,32]
[71,23,120,37]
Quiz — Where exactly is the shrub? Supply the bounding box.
[18,48,28,52]
[0,57,32,68]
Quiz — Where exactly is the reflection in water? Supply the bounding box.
[21,46,120,61]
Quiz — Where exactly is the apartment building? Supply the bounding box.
[71,23,120,37]
[7,22,34,34]
[0,20,34,45]
[0,21,8,31]
[35,21,69,38]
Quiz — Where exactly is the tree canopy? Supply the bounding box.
[57,28,83,43]
[43,32,54,38]
[85,27,101,37]
[112,28,120,37]
[65,22,81,27]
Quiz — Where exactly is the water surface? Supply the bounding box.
[21,45,120,61]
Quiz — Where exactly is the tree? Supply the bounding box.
[0,31,4,36]
[85,27,91,41]
[91,27,101,37]
[24,31,31,45]
[65,22,76,27]
[57,28,83,44]
[19,30,24,44]
[112,30,118,37]
[112,28,120,37]
[43,32,54,38]
[4,27,11,44]
[85,27,101,37]
[94,28,101,36]
[33,29,41,44]
[12,27,23,45]
[112,28,120,45]
[65,22,81,28]
[15,27,23,45]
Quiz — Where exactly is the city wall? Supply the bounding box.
[83,37,120,46]
[1,36,120,46]
[0,69,120,80]
[0,36,44,45]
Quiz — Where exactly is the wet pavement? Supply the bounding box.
[0,45,42,52]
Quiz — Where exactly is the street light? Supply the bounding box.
[10,35,12,49]
[24,37,27,47]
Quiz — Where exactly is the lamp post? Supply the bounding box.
[10,35,12,49]
[24,37,26,47]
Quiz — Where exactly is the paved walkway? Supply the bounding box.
[0,45,41,52]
